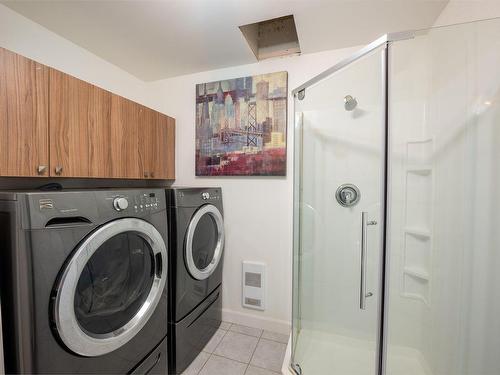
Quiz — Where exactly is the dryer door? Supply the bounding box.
[184,204,225,280]
[53,218,167,357]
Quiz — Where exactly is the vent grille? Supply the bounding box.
[245,272,262,288]
[242,261,266,311]
[239,15,301,61]
[245,297,262,307]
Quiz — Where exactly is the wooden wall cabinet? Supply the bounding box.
[50,69,112,178]
[109,96,141,179]
[0,47,49,177]
[0,47,175,180]
[138,107,176,180]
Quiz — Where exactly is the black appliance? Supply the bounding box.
[166,187,225,374]
[0,189,169,374]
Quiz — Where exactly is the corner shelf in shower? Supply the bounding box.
[403,266,430,281]
[404,227,431,238]
[406,166,432,175]
[401,138,434,305]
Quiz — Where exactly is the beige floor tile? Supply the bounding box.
[203,328,226,353]
[261,330,290,344]
[219,321,232,330]
[245,365,281,375]
[181,351,210,375]
[213,331,259,363]
[199,355,247,375]
[230,323,263,338]
[250,338,287,372]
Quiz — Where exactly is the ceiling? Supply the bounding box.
[2,0,449,81]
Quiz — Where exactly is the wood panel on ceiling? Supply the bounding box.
[0,47,49,177]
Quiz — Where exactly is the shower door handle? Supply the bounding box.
[360,212,376,310]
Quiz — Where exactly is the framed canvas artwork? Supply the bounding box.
[195,71,288,176]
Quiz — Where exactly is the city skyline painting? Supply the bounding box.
[195,72,288,176]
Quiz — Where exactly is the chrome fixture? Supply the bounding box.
[291,363,302,375]
[360,212,377,310]
[344,95,358,111]
[335,184,360,207]
[297,89,305,101]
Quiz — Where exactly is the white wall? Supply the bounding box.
[386,5,500,375]
[0,3,151,107]
[433,0,500,26]
[0,1,362,335]
[0,4,157,372]
[145,47,358,333]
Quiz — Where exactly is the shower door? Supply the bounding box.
[292,45,387,375]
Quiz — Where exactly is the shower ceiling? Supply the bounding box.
[1,0,449,81]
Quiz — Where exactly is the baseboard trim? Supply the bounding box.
[221,308,291,335]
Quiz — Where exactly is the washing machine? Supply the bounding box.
[166,187,224,374]
[0,189,169,374]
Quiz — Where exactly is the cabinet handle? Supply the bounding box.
[150,172,155,178]
[37,165,47,175]
[55,166,63,175]
[144,172,149,178]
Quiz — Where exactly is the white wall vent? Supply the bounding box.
[242,261,266,311]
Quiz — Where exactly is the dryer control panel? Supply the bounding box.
[169,187,222,208]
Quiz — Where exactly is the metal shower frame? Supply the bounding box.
[290,29,417,375]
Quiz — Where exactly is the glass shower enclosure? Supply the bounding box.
[291,17,500,375]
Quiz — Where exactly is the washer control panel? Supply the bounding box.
[108,191,163,214]
[113,197,129,211]
[132,192,161,213]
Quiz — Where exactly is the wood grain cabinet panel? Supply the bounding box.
[109,96,140,178]
[1,47,175,180]
[138,109,175,180]
[0,47,49,177]
[50,69,113,178]
[138,105,156,179]
[151,113,168,180]
[156,113,175,180]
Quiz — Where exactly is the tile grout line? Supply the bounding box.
[194,352,211,375]
[227,323,289,344]
[197,327,231,375]
[196,323,287,374]
[245,328,264,374]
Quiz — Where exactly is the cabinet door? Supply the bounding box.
[151,113,168,179]
[154,113,175,180]
[138,109,175,180]
[110,96,140,178]
[138,105,155,179]
[50,69,113,178]
[0,47,49,177]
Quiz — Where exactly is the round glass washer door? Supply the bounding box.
[185,204,225,280]
[53,218,167,357]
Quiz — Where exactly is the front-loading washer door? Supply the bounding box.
[53,218,167,357]
[184,204,225,280]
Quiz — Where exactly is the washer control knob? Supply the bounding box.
[113,197,129,211]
